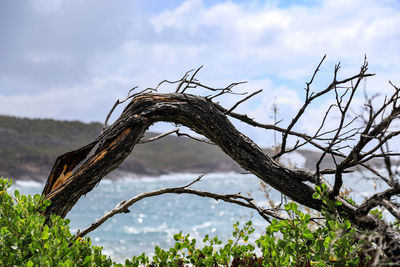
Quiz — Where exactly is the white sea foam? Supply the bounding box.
[120,172,244,183]
[135,172,202,183]
[191,221,212,231]
[123,222,178,235]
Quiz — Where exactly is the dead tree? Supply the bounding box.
[42,57,400,263]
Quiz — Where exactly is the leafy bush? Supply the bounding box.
[125,221,259,267]
[0,177,112,267]
[1,177,374,266]
[127,184,372,266]
[257,202,361,266]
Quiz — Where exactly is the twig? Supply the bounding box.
[73,175,280,240]
[102,86,138,132]
[356,187,400,219]
[225,89,263,115]
[102,87,157,133]
[175,130,215,145]
[154,69,195,91]
[275,56,374,160]
[139,129,179,144]
[139,128,214,145]
[181,66,203,94]
[217,105,346,158]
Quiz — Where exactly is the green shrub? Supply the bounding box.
[1,177,375,266]
[125,221,259,267]
[257,202,362,266]
[0,177,112,267]
[255,184,363,266]
[127,184,372,266]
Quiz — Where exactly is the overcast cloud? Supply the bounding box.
[0,0,399,146]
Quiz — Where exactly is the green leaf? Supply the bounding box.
[344,220,351,230]
[321,183,328,192]
[303,229,313,239]
[41,230,49,240]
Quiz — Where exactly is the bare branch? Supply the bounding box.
[102,87,157,133]
[181,65,203,94]
[275,56,374,160]
[139,128,214,145]
[216,105,346,158]
[305,54,326,99]
[360,163,395,187]
[152,69,195,91]
[102,86,138,132]
[73,175,281,240]
[139,129,179,144]
[175,130,215,145]
[207,81,248,100]
[225,89,263,115]
[181,174,204,188]
[356,187,400,219]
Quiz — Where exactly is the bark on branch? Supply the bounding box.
[42,93,322,218]
[41,63,400,262]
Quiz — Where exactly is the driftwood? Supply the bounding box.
[42,59,400,262]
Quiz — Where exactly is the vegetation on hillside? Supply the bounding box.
[0,115,242,181]
[0,115,344,182]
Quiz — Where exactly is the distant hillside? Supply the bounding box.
[0,115,343,182]
[0,115,246,181]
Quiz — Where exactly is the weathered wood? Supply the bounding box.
[43,93,319,216]
[42,92,400,261]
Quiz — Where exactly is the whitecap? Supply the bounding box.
[120,172,244,183]
[136,172,201,183]
[191,221,212,231]
[124,222,171,234]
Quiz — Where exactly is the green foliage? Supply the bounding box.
[1,178,374,266]
[127,185,371,266]
[0,177,112,267]
[257,200,363,266]
[127,221,260,267]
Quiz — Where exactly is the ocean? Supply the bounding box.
[11,171,387,262]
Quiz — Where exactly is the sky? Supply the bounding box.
[0,0,399,147]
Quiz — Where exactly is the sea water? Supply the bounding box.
[11,172,387,262]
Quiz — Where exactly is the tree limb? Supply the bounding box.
[41,65,400,262]
[73,175,282,240]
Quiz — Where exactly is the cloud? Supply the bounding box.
[0,0,399,146]
[0,75,132,122]
[32,0,66,14]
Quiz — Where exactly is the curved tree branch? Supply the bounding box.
[42,92,395,250]
[41,73,400,262]
[42,93,322,218]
